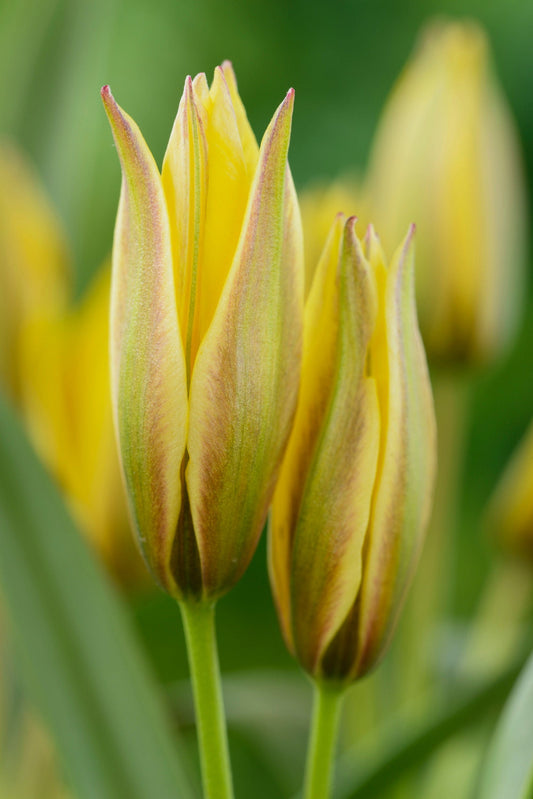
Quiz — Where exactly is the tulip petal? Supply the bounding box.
[220,61,259,176]
[269,215,345,652]
[162,76,208,379]
[272,217,380,674]
[102,86,188,595]
[197,66,259,345]
[187,89,303,598]
[353,226,436,677]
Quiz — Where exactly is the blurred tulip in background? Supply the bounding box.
[368,20,528,367]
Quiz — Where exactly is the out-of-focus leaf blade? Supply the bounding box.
[0,393,194,799]
[478,650,533,799]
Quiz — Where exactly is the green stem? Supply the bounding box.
[179,601,234,799]
[304,683,345,799]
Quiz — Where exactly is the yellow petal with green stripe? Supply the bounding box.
[187,89,303,597]
[352,228,436,678]
[271,217,380,674]
[102,86,188,596]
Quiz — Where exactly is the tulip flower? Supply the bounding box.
[299,178,366,295]
[102,63,302,799]
[487,421,533,563]
[102,63,303,604]
[367,21,527,367]
[18,266,144,583]
[0,142,69,398]
[270,217,436,684]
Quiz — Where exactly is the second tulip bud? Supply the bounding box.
[269,218,436,683]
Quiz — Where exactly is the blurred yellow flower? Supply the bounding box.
[269,218,436,683]
[18,267,143,584]
[299,178,366,294]
[0,143,142,584]
[367,20,527,367]
[487,421,533,563]
[102,62,303,600]
[0,142,69,399]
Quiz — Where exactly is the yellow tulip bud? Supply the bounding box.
[0,142,70,398]
[19,266,144,585]
[102,63,303,601]
[368,21,527,367]
[299,178,366,295]
[486,421,533,563]
[269,218,436,683]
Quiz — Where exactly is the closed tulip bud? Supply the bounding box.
[269,218,436,683]
[368,21,527,367]
[0,143,69,398]
[486,421,533,563]
[102,64,303,601]
[19,266,144,584]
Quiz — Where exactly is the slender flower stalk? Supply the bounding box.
[180,602,233,799]
[303,684,344,799]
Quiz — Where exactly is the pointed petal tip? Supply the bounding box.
[101,84,116,112]
[401,223,416,256]
[100,85,126,131]
[184,74,194,92]
[276,88,295,122]
[344,215,359,242]
[220,60,238,87]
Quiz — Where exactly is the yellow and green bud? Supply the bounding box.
[367,21,527,367]
[269,218,436,683]
[102,63,303,601]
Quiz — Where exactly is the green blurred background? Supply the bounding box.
[1,0,533,795]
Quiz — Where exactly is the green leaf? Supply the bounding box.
[478,650,533,799]
[0,393,195,799]
[328,659,522,799]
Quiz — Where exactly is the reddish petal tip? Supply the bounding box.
[101,84,111,100]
